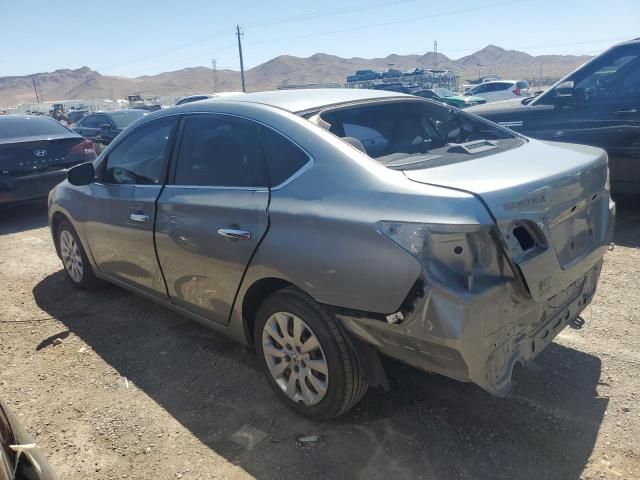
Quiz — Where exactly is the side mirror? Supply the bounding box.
[553,80,574,100]
[99,123,111,131]
[67,162,95,186]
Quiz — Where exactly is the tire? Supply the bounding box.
[254,287,368,420]
[56,219,100,289]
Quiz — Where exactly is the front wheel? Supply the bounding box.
[254,288,368,420]
[56,219,100,289]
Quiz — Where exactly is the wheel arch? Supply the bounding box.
[240,276,295,345]
[51,210,70,257]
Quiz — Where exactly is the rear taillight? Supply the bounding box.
[71,139,96,161]
[512,87,521,96]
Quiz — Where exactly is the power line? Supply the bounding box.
[243,0,528,46]
[211,59,217,93]
[244,0,418,28]
[97,0,417,73]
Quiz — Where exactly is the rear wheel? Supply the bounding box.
[254,287,367,420]
[56,219,100,289]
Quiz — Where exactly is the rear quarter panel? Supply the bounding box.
[222,104,495,318]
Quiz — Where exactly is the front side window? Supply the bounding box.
[102,119,176,185]
[80,115,100,128]
[467,84,488,95]
[174,115,267,188]
[539,44,640,105]
[573,45,640,100]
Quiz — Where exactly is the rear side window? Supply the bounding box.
[175,115,267,188]
[103,119,176,185]
[489,83,510,92]
[260,127,310,186]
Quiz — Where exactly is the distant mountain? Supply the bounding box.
[0,45,593,106]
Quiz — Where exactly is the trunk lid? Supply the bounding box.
[0,135,93,175]
[404,139,613,302]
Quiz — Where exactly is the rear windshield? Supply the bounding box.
[318,100,523,170]
[516,81,530,89]
[0,116,71,140]
[109,110,147,129]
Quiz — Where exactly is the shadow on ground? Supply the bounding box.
[0,201,48,235]
[33,270,607,480]
[611,198,640,248]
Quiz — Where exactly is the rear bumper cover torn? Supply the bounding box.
[337,257,604,396]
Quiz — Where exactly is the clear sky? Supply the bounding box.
[1,0,638,77]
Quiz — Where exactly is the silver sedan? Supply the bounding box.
[48,89,615,419]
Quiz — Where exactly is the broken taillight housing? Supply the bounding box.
[377,221,509,291]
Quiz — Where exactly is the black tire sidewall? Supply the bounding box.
[254,289,351,420]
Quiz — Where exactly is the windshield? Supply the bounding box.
[319,100,520,169]
[109,110,147,129]
[433,88,454,97]
[0,116,72,140]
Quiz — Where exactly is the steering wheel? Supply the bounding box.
[111,167,136,184]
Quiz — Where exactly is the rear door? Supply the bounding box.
[155,114,270,325]
[82,117,179,296]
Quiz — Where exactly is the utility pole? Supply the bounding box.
[433,40,437,70]
[32,75,40,103]
[211,59,218,93]
[236,25,246,93]
[539,63,543,90]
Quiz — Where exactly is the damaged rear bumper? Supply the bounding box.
[337,250,605,397]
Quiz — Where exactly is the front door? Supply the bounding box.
[82,117,179,296]
[525,43,640,195]
[155,114,270,325]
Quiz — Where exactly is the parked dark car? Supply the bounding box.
[346,69,380,82]
[72,109,148,146]
[65,110,88,125]
[175,94,215,105]
[468,38,640,195]
[381,68,403,79]
[403,67,424,77]
[0,115,96,205]
[0,400,58,479]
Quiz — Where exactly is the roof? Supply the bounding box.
[213,88,409,113]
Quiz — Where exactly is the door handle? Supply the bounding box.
[129,213,150,223]
[615,108,637,116]
[217,228,251,240]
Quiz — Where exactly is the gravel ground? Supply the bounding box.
[1,200,639,480]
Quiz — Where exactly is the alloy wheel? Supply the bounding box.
[261,311,329,406]
[59,229,83,283]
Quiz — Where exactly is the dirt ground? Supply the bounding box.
[1,200,639,480]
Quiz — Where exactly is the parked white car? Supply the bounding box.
[465,80,531,102]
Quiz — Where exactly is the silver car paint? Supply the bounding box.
[49,89,614,396]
